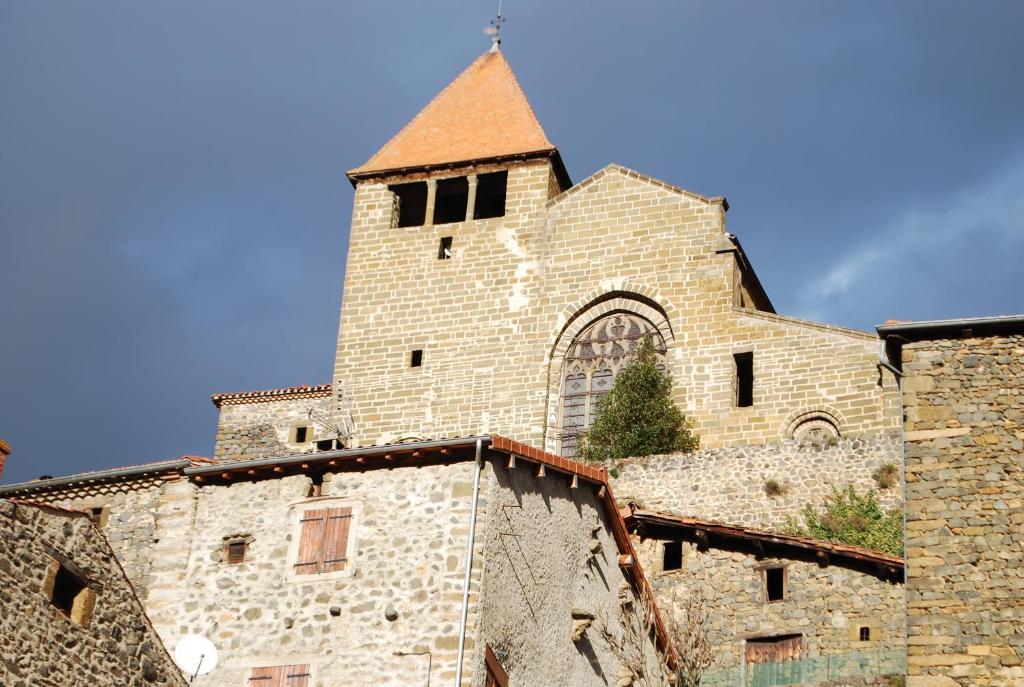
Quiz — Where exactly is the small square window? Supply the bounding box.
[859,626,871,642]
[438,236,453,260]
[47,562,95,627]
[291,424,313,444]
[662,541,682,571]
[764,566,785,602]
[225,539,248,564]
[410,349,423,367]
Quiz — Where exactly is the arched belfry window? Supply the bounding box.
[559,312,667,457]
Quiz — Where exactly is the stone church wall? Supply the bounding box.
[901,334,1024,686]
[0,500,186,687]
[612,433,902,530]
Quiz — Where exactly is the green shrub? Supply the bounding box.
[764,479,788,497]
[577,338,698,462]
[785,484,903,557]
[873,462,900,489]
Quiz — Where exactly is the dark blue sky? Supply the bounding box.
[2,1,1022,484]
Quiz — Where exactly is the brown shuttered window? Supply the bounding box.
[295,507,352,575]
[248,664,311,687]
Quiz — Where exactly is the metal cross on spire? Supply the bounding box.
[484,0,505,52]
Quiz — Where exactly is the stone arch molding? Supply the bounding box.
[542,288,676,454]
[781,407,847,443]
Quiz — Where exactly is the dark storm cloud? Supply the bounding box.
[1,1,1021,483]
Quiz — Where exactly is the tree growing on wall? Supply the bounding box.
[578,337,698,463]
[668,590,716,687]
[786,484,904,557]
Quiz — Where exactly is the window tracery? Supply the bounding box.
[558,312,667,457]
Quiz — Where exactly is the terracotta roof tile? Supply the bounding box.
[210,384,332,407]
[349,50,554,176]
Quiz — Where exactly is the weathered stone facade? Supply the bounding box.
[332,161,901,457]
[0,499,185,687]
[891,327,1024,686]
[613,434,902,530]
[212,386,333,462]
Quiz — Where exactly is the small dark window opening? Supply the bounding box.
[438,236,453,260]
[294,426,309,444]
[433,177,469,225]
[225,540,247,564]
[51,565,87,617]
[410,349,424,367]
[390,181,428,227]
[88,507,106,528]
[315,438,337,452]
[765,567,785,602]
[859,626,871,642]
[474,170,508,219]
[307,473,324,498]
[663,541,683,571]
[735,351,754,407]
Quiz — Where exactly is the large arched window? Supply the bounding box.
[559,312,667,457]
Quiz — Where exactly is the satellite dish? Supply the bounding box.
[173,634,219,678]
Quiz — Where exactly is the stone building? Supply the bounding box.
[1,436,673,687]
[879,316,1024,687]
[0,44,926,687]
[0,499,186,687]
[628,508,905,684]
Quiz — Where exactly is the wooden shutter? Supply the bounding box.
[295,509,327,574]
[321,508,352,573]
[249,665,309,687]
[284,664,311,687]
[248,666,280,687]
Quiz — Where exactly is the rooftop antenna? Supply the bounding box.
[484,0,505,52]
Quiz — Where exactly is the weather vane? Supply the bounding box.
[484,0,505,52]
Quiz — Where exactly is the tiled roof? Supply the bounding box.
[211,384,332,407]
[628,508,904,572]
[349,50,555,177]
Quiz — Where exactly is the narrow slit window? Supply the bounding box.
[410,349,423,368]
[859,626,871,642]
[662,541,682,571]
[474,170,508,219]
[764,566,785,602]
[433,177,469,225]
[389,181,428,227]
[735,351,754,407]
[438,236,453,260]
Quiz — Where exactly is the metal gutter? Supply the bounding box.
[184,436,493,476]
[0,460,192,495]
[877,314,1024,340]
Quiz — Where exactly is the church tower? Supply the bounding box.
[334,48,571,447]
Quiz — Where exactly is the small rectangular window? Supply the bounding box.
[859,626,871,642]
[474,170,508,219]
[734,351,754,407]
[294,507,352,575]
[438,236,453,260]
[48,562,95,627]
[225,540,247,564]
[294,426,308,443]
[433,177,469,225]
[662,541,682,571]
[249,664,311,686]
[389,181,428,227]
[410,349,423,367]
[88,506,108,528]
[764,566,785,602]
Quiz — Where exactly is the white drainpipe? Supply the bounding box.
[454,438,484,686]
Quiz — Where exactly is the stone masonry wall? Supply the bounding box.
[141,462,486,687]
[333,162,900,455]
[213,394,333,461]
[476,459,665,686]
[0,500,185,687]
[902,334,1024,686]
[634,539,904,679]
[612,433,902,530]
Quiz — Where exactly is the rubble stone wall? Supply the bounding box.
[213,394,333,461]
[901,334,1024,686]
[612,433,902,530]
[0,500,185,687]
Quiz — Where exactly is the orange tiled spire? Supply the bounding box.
[349,50,555,176]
